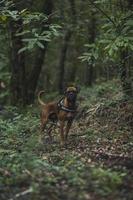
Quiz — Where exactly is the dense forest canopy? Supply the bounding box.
[0,0,132,106]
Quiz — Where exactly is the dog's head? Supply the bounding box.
[64,86,80,102]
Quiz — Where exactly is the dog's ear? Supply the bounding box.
[76,86,80,93]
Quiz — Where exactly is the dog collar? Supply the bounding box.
[57,99,77,113]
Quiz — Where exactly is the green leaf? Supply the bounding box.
[125,19,133,26]
[18,47,27,54]
[16,30,30,36]
[126,36,133,41]
[37,41,44,49]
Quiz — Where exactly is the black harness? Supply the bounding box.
[57,98,77,113]
[48,98,78,124]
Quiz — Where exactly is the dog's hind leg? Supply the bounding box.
[40,114,48,131]
[47,124,55,142]
[39,116,48,143]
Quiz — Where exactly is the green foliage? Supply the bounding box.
[0,30,10,103]
[99,11,133,59]
[18,24,61,53]
[91,168,126,196]
[79,43,99,65]
[0,106,39,150]
[0,80,132,199]
[0,0,61,53]
[80,1,133,64]
[80,79,123,105]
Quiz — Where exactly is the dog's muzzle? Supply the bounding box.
[67,92,77,102]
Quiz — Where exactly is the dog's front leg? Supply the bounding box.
[59,120,65,146]
[65,120,73,142]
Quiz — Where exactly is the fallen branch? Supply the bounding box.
[76,103,103,119]
[92,150,133,160]
[9,187,33,200]
[85,104,102,115]
[91,150,133,168]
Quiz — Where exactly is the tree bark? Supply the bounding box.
[69,65,77,83]
[85,10,96,86]
[68,0,78,83]
[68,0,77,24]
[58,30,72,94]
[9,15,27,106]
[27,0,53,104]
[120,49,133,98]
[119,0,133,98]
[128,0,133,7]
[8,0,35,106]
[58,0,77,93]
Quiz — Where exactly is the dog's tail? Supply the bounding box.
[38,91,46,106]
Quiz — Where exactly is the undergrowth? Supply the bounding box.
[0,80,133,200]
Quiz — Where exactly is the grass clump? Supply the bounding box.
[91,167,126,196]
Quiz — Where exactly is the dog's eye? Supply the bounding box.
[68,91,76,94]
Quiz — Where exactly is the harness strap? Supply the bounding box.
[57,99,77,113]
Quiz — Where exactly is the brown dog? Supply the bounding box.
[38,86,79,146]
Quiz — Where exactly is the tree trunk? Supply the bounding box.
[58,0,77,93]
[85,10,96,86]
[27,0,53,104]
[119,0,133,98]
[8,0,34,106]
[9,17,27,106]
[86,61,94,86]
[58,30,72,94]
[128,0,133,7]
[68,0,77,24]
[120,49,133,98]
[69,65,77,83]
[69,0,78,83]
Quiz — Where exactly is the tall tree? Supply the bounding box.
[27,0,53,103]
[9,1,27,105]
[85,9,96,86]
[58,30,72,93]
[58,0,77,93]
[68,0,78,83]
[119,0,133,98]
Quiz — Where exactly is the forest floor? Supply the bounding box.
[0,80,133,200]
